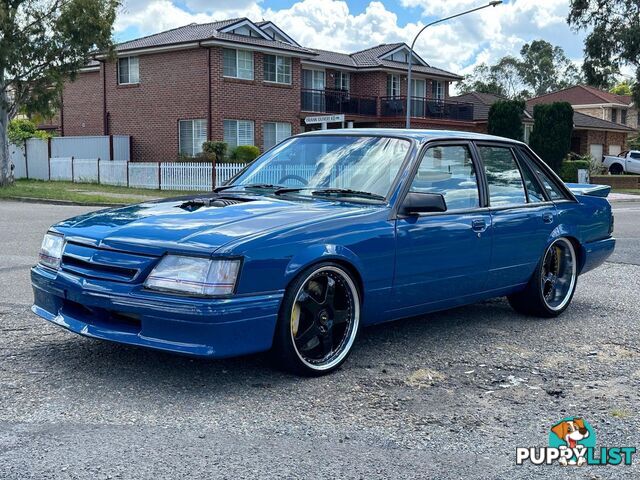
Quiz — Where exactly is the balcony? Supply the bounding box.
[380,97,474,122]
[301,88,377,116]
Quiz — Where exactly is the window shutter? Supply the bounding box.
[179,120,194,156]
[238,121,254,146]
[224,120,238,149]
[129,57,139,83]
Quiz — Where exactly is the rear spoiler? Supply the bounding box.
[565,183,611,198]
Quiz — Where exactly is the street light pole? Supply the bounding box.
[405,0,502,129]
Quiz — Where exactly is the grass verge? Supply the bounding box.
[0,179,204,205]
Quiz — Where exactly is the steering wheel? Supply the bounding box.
[277,175,308,186]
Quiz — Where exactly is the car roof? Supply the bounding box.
[298,128,526,145]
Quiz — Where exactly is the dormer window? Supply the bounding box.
[118,57,139,85]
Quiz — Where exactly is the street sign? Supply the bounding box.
[304,114,345,125]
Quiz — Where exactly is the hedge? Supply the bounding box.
[231,145,260,163]
[529,102,574,174]
[560,160,590,183]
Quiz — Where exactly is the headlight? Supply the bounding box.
[39,232,64,270]
[145,255,240,296]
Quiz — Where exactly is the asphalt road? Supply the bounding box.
[0,199,639,479]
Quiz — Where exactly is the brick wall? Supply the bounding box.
[105,48,209,162]
[62,71,103,136]
[210,48,301,151]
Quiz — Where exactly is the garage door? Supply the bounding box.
[590,144,604,161]
[609,145,621,156]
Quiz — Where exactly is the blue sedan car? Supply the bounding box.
[31,130,615,375]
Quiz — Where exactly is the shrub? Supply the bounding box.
[202,141,227,163]
[7,119,51,144]
[560,159,591,182]
[529,102,574,174]
[231,145,260,163]
[487,100,525,140]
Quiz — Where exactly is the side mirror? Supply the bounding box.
[401,192,447,215]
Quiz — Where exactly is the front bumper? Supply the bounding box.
[31,266,283,358]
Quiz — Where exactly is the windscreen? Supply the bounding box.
[233,135,411,198]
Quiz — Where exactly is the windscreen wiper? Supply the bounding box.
[212,185,236,192]
[311,188,385,201]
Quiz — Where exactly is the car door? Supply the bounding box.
[476,143,558,290]
[393,142,492,311]
[627,151,640,174]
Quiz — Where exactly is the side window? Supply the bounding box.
[409,145,479,210]
[478,146,527,206]
[517,148,567,200]
[518,159,546,202]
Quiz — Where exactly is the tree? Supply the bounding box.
[457,41,581,100]
[487,100,525,140]
[457,64,507,97]
[519,40,583,97]
[0,0,119,186]
[568,0,640,104]
[529,102,574,173]
[610,80,634,97]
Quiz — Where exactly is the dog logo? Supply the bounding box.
[517,416,635,466]
[549,418,595,466]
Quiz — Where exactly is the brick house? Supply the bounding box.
[60,18,482,162]
[526,85,639,157]
[450,91,635,159]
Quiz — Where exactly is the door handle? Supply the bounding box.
[471,219,487,232]
[543,212,554,224]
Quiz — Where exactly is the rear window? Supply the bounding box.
[517,148,568,201]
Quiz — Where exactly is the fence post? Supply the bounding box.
[126,161,130,187]
[109,135,114,161]
[158,161,161,190]
[24,140,29,179]
[47,139,52,181]
[97,158,101,184]
[211,161,215,189]
[71,156,75,183]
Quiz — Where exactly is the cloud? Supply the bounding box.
[113,0,587,85]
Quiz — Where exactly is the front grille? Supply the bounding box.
[60,241,157,283]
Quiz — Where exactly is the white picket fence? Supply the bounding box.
[14,156,247,190]
[12,157,358,191]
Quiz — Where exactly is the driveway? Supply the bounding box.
[0,200,639,479]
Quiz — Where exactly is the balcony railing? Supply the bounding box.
[301,88,377,116]
[380,97,474,121]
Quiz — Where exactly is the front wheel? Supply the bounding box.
[273,262,361,376]
[508,238,578,317]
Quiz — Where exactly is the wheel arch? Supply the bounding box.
[548,227,585,274]
[284,244,365,302]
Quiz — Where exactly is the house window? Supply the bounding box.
[179,119,207,157]
[264,55,292,84]
[432,80,444,100]
[336,71,350,92]
[387,74,400,97]
[224,120,254,149]
[263,122,292,150]
[621,109,627,125]
[118,57,139,85]
[223,49,254,80]
[524,124,533,144]
[611,108,617,123]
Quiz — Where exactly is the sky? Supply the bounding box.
[114,0,590,82]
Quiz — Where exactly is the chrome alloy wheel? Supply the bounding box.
[540,238,577,311]
[290,266,360,372]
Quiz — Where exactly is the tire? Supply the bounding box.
[272,262,361,376]
[609,163,624,175]
[508,238,578,318]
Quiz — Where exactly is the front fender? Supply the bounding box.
[284,244,364,284]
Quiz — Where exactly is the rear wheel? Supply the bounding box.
[609,163,624,175]
[273,262,360,376]
[508,238,578,317]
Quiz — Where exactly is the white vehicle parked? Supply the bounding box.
[602,150,640,175]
